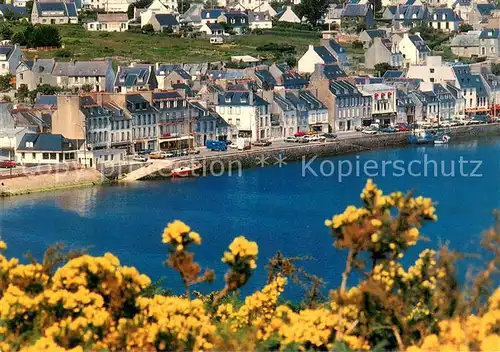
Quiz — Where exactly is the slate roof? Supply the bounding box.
[255,69,277,87]
[201,9,224,19]
[17,133,83,151]
[475,3,495,16]
[273,93,295,111]
[408,34,430,52]
[329,80,362,96]
[152,91,182,100]
[453,65,488,97]
[342,4,370,17]
[155,64,180,76]
[32,59,55,74]
[19,60,34,70]
[248,11,270,23]
[299,90,326,110]
[281,72,309,88]
[326,39,346,54]
[450,32,480,47]
[35,1,77,17]
[430,8,462,22]
[34,95,57,108]
[206,23,224,31]
[284,92,304,108]
[208,70,246,79]
[218,91,268,106]
[383,70,405,79]
[479,29,500,39]
[313,46,337,64]
[155,14,179,26]
[364,29,385,39]
[115,66,151,87]
[52,60,111,77]
[223,12,248,27]
[0,4,28,17]
[322,64,347,80]
[386,5,397,15]
[171,68,191,79]
[0,46,14,58]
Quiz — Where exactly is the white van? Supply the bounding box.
[210,37,223,44]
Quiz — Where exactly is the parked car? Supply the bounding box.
[149,151,167,159]
[0,160,16,168]
[284,136,297,143]
[362,127,378,135]
[253,140,272,147]
[295,136,309,143]
[138,149,153,155]
[187,149,200,155]
[380,126,397,133]
[396,123,410,131]
[164,151,176,158]
[323,133,337,140]
[294,131,306,137]
[133,155,148,162]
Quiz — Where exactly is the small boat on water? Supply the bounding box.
[171,163,202,177]
[434,135,451,145]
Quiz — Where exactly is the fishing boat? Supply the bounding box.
[171,163,202,177]
[408,129,435,144]
[434,135,451,145]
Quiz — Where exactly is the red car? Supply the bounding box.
[396,125,410,132]
[294,131,306,137]
[0,160,16,168]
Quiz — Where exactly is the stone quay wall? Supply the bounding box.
[0,167,105,196]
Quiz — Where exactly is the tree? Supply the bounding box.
[36,84,60,96]
[294,0,328,25]
[16,85,29,103]
[492,63,500,76]
[459,23,473,33]
[179,0,192,14]
[11,31,26,46]
[141,24,155,34]
[0,24,12,40]
[81,84,93,93]
[127,3,135,19]
[374,62,392,77]
[26,0,34,16]
[0,74,13,92]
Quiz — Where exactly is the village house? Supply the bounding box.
[191,101,230,146]
[450,31,481,57]
[359,83,397,126]
[31,1,78,24]
[365,37,403,70]
[358,29,386,49]
[199,22,225,35]
[341,3,375,32]
[218,12,248,34]
[125,93,158,152]
[428,8,463,32]
[114,64,158,93]
[16,58,56,90]
[298,45,337,74]
[479,29,499,58]
[271,92,301,138]
[142,13,180,32]
[251,1,276,17]
[0,4,28,19]
[0,44,22,76]
[82,0,134,12]
[86,13,129,32]
[324,4,343,26]
[453,65,489,116]
[276,6,301,24]
[51,59,116,92]
[469,2,496,30]
[406,56,457,84]
[16,133,84,165]
[392,4,429,31]
[146,0,178,13]
[181,3,203,27]
[200,9,224,25]
[319,35,348,67]
[398,32,430,66]
[215,90,271,141]
[248,11,272,30]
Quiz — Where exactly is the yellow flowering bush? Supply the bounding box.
[0,179,498,351]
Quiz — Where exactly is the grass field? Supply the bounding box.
[20,24,364,65]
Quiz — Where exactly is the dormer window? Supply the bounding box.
[231,19,235,23]
[119,109,123,116]
[434,14,437,20]
[241,97,248,103]
[225,97,231,103]
[25,141,33,148]
[412,14,417,18]
[241,19,245,23]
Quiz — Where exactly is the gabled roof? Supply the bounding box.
[115,66,151,87]
[207,70,247,80]
[0,46,14,59]
[155,64,180,76]
[325,39,346,54]
[281,72,309,88]
[34,95,57,108]
[430,8,462,22]
[206,22,224,31]
[475,3,495,16]
[383,70,405,79]
[299,90,326,109]
[17,133,83,152]
[479,29,500,39]
[322,64,347,80]
[385,5,397,15]
[52,60,112,77]
[0,4,28,17]
[248,11,271,23]
[201,9,224,19]
[329,80,363,97]
[255,69,277,87]
[218,91,268,106]
[408,34,430,52]
[19,60,34,70]
[451,32,480,47]
[35,1,77,17]
[453,66,489,97]
[32,59,55,74]
[342,4,371,17]
[155,14,179,27]
[170,68,191,79]
[364,29,385,39]
[273,93,295,111]
[152,91,182,100]
[313,46,337,64]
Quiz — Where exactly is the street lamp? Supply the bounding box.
[74,122,88,168]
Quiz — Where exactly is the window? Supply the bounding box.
[236,118,241,126]
[32,153,36,159]
[50,153,57,160]
[20,73,23,80]
[430,68,434,73]
[21,153,25,159]
[43,153,49,160]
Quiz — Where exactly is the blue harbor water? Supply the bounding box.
[1,137,499,299]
